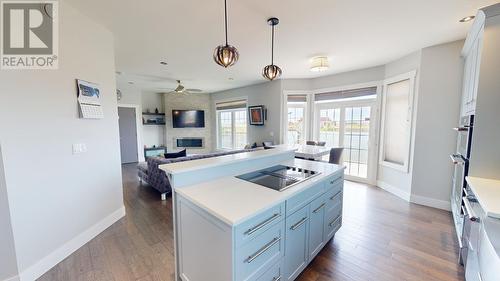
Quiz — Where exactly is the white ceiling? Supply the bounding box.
[67,0,498,93]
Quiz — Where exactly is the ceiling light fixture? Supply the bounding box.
[213,0,239,68]
[160,61,168,65]
[262,17,282,81]
[459,16,475,22]
[310,56,330,72]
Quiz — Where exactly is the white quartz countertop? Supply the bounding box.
[160,145,296,175]
[291,144,332,159]
[466,176,500,219]
[175,158,344,226]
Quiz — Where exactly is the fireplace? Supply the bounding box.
[175,137,204,148]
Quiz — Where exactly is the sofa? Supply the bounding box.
[137,148,258,199]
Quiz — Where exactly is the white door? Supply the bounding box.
[315,100,377,183]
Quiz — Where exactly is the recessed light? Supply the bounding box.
[128,81,134,84]
[459,16,475,23]
[228,77,234,80]
[160,61,168,65]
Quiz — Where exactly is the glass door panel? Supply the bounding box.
[318,108,341,147]
[344,106,370,178]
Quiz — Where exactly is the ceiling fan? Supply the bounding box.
[165,80,203,95]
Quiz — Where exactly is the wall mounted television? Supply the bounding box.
[172,110,205,128]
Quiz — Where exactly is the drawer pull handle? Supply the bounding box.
[329,217,340,227]
[330,192,341,200]
[313,203,325,213]
[290,217,308,230]
[273,276,281,281]
[245,237,281,263]
[244,213,280,235]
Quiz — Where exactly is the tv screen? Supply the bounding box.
[172,110,205,128]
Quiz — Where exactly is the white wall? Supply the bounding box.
[377,50,422,200]
[410,41,463,208]
[0,2,125,280]
[210,81,282,149]
[164,93,213,154]
[0,145,18,281]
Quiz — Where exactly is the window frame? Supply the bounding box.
[281,92,311,145]
[379,70,417,173]
[216,107,248,150]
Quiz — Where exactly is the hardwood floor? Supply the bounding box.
[39,164,464,281]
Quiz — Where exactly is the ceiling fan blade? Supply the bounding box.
[186,88,203,93]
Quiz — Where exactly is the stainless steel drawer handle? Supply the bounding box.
[245,237,281,263]
[244,213,280,235]
[329,217,340,227]
[330,192,341,200]
[313,203,325,213]
[290,217,308,230]
[272,276,281,281]
[463,197,479,222]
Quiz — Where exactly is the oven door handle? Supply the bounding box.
[450,154,466,165]
[463,196,479,222]
[453,127,469,132]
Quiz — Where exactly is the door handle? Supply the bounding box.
[290,217,308,230]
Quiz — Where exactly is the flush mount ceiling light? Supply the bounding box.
[310,56,330,72]
[213,0,239,68]
[160,61,168,65]
[459,16,475,22]
[262,17,282,81]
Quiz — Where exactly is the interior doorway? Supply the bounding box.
[314,98,378,184]
[118,106,139,164]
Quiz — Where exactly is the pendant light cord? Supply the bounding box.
[224,0,228,46]
[271,24,274,65]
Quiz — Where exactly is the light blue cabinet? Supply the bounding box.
[308,195,326,260]
[284,205,309,281]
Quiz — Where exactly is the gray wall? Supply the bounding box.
[0,1,124,279]
[210,80,282,149]
[0,145,18,281]
[411,40,464,205]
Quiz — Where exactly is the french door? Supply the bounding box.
[315,100,377,183]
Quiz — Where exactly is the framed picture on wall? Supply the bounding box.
[248,105,265,126]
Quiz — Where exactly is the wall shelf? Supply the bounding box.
[142,112,165,116]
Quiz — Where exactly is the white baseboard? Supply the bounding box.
[18,206,126,281]
[410,194,451,211]
[376,180,411,201]
[2,275,20,281]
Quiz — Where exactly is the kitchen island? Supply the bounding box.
[160,146,345,281]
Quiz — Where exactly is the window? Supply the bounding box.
[380,71,416,172]
[285,95,307,145]
[216,100,247,150]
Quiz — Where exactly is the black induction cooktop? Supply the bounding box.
[236,165,320,191]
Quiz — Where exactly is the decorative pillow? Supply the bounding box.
[164,149,187,159]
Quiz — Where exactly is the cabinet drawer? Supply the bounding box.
[255,259,283,281]
[236,220,285,281]
[324,215,342,241]
[325,175,343,196]
[235,202,285,248]
[286,182,325,216]
[325,190,342,216]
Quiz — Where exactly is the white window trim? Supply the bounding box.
[281,91,311,145]
[379,70,417,173]
[214,97,248,151]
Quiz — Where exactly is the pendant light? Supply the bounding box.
[213,0,239,68]
[262,17,282,81]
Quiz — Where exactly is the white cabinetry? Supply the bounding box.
[461,24,483,116]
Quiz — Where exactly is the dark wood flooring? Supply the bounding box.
[39,164,464,281]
